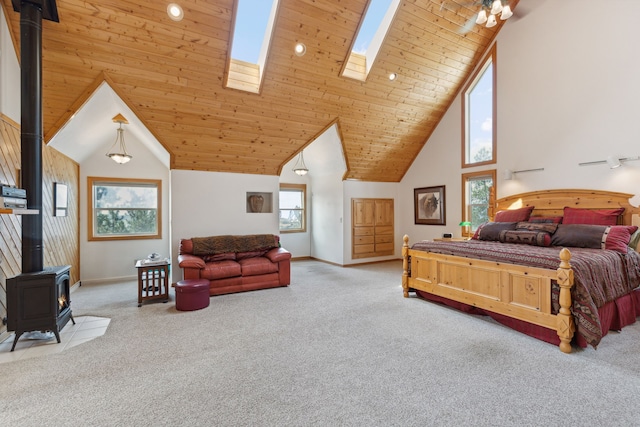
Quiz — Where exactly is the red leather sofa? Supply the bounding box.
[177,234,291,296]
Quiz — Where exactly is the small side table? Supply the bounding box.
[135,259,170,307]
[433,237,471,242]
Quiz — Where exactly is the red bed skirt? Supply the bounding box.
[415,288,640,349]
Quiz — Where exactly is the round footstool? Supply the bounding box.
[175,279,210,311]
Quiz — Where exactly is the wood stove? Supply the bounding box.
[7,265,74,351]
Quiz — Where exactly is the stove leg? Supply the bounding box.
[10,332,23,352]
[70,313,76,325]
[53,330,61,344]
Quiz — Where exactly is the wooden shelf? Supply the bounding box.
[0,208,39,215]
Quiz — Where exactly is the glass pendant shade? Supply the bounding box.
[293,152,309,176]
[106,114,132,164]
[490,0,503,15]
[500,5,513,20]
[475,9,488,25]
[486,14,497,28]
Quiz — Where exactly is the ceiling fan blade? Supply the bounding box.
[459,14,477,34]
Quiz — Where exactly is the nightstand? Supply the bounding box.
[135,259,170,307]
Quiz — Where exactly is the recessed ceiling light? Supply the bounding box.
[167,3,184,21]
[388,72,397,81]
[294,43,306,57]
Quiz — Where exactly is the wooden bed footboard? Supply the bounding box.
[402,235,576,353]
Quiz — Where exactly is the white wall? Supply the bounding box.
[496,0,640,198]
[400,0,640,244]
[400,96,464,244]
[80,133,170,284]
[309,171,344,264]
[343,180,399,265]
[170,170,280,283]
[0,6,19,122]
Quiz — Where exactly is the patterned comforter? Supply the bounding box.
[410,240,640,348]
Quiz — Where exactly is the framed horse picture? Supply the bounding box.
[414,186,445,225]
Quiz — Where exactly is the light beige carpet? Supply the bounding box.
[1,259,639,426]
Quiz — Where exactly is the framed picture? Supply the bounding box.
[54,182,68,217]
[414,185,446,225]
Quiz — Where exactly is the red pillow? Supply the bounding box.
[494,206,534,223]
[562,207,624,226]
[607,226,639,253]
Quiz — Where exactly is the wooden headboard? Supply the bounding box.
[489,188,640,226]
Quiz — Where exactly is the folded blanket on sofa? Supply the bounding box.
[192,234,278,256]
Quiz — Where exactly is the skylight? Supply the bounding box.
[230,0,274,63]
[342,0,401,81]
[226,0,280,93]
[352,0,392,54]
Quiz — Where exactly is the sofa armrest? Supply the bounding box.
[178,254,206,269]
[265,247,291,262]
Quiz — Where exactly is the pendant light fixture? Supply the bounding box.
[106,113,132,164]
[292,151,309,176]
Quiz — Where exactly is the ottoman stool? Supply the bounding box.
[175,279,210,311]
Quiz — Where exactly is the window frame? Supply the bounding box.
[279,183,306,234]
[461,44,497,169]
[87,176,162,241]
[460,169,496,233]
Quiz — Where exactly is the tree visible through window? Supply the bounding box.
[279,184,306,233]
[462,45,496,168]
[462,170,496,232]
[88,177,161,241]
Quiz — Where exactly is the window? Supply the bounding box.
[88,177,161,241]
[342,0,401,81]
[279,184,306,233]
[462,45,496,168]
[461,170,496,232]
[225,0,280,93]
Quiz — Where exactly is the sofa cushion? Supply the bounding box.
[239,257,279,277]
[200,260,242,280]
[236,250,269,260]
[203,252,236,262]
[179,238,194,255]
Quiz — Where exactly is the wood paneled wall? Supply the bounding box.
[0,114,79,337]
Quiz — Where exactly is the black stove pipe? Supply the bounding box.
[19,1,44,273]
[12,0,58,273]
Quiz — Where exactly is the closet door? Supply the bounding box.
[374,199,394,255]
[352,199,375,258]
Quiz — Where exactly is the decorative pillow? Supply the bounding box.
[494,206,534,223]
[475,222,518,241]
[203,252,236,263]
[551,224,638,253]
[528,216,563,224]
[516,222,559,234]
[608,226,639,253]
[562,207,624,226]
[499,230,552,247]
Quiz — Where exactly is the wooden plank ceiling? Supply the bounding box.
[0,0,515,182]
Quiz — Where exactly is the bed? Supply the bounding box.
[402,189,640,353]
